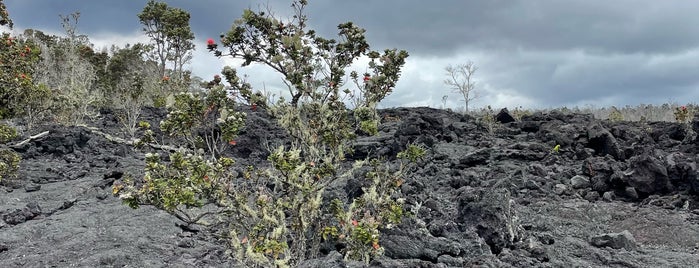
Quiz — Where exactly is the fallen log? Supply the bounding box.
[81,125,182,152]
[9,131,49,148]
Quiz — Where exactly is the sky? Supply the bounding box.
[3,0,699,110]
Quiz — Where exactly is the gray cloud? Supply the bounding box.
[5,0,699,109]
[308,0,699,56]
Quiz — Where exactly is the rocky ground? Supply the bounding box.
[1,105,699,267]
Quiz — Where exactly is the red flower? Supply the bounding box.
[19,73,26,79]
[19,52,25,57]
[351,219,358,226]
[372,242,380,250]
[24,46,30,53]
[363,74,370,82]
[251,104,257,111]
[229,140,237,146]
[162,76,170,81]
[681,106,687,111]
[206,38,218,51]
[203,175,209,182]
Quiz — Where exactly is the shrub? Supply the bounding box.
[0,0,52,127]
[0,148,20,183]
[476,105,497,133]
[0,33,44,120]
[27,13,100,126]
[674,105,692,123]
[511,106,531,121]
[103,43,160,137]
[0,122,19,183]
[0,1,23,184]
[120,81,247,216]
[324,143,425,261]
[115,151,234,221]
[607,106,624,122]
[0,123,17,143]
[213,2,408,263]
[117,1,411,266]
[158,82,246,158]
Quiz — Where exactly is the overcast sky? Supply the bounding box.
[4,0,699,110]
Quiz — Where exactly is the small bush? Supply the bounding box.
[116,152,232,215]
[158,84,246,158]
[511,106,532,121]
[0,148,20,183]
[0,123,20,183]
[674,105,692,123]
[0,123,18,143]
[104,44,160,137]
[476,105,497,133]
[607,106,624,122]
[325,143,425,261]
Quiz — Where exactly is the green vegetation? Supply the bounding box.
[0,147,20,183]
[114,0,414,266]
[511,106,531,121]
[607,106,624,122]
[158,85,246,158]
[3,0,698,266]
[0,15,43,120]
[138,0,195,89]
[463,103,698,124]
[674,105,693,123]
[0,123,19,183]
[207,3,412,263]
[0,0,12,29]
[0,123,17,143]
[477,105,497,133]
[0,1,26,183]
[104,43,159,137]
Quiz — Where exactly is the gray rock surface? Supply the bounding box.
[590,230,637,251]
[1,106,699,267]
